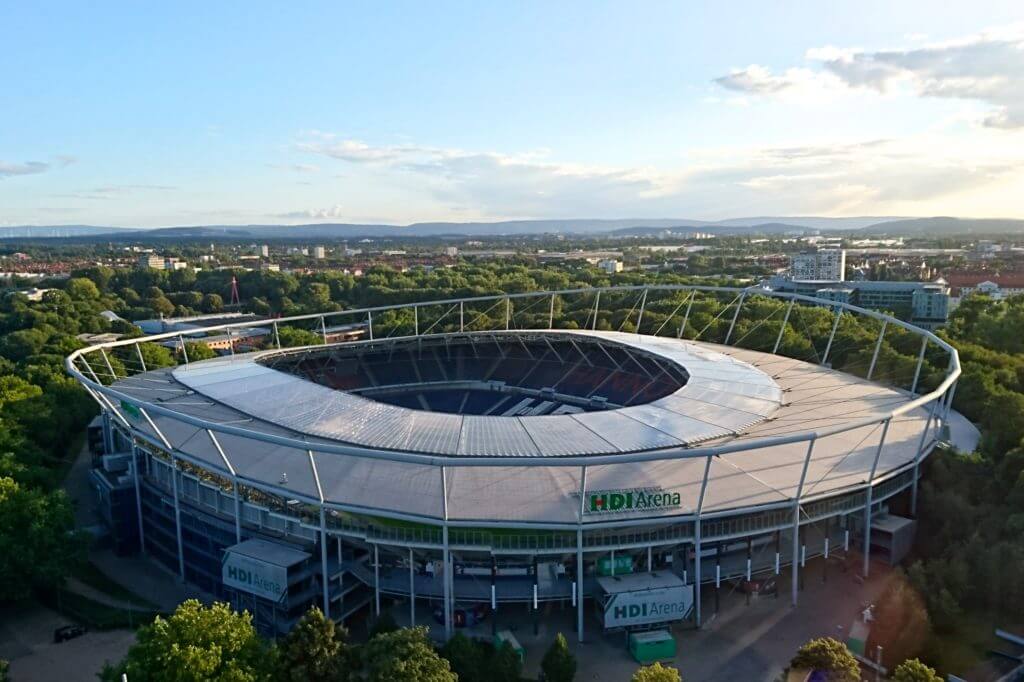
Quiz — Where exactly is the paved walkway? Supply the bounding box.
[0,602,135,682]
[61,437,214,613]
[391,554,895,681]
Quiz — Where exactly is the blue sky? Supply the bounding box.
[2,1,1023,226]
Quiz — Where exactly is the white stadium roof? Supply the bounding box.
[110,330,936,526]
[170,331,782,458]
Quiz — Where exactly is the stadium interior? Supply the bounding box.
[261,334,690,416]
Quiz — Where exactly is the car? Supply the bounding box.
[53,625,87,643]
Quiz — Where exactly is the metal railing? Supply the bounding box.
[69,285,959,536]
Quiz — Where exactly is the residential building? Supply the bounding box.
[598,259,624,274]
[766,276,950,329]
[946,271,1024,306]
[138,254,166,269]
[791,249,846,282]
[260,244,269,258]
[313,245,326,259]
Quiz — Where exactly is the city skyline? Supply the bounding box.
[2,2,1023,227]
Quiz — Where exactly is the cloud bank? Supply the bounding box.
[715,25,1024,128]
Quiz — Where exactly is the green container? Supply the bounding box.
[629,630,676,664]
[597,555,634,576]
[494,629,525,663]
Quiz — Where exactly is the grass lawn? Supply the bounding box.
[74,561,160,611]
[39,588,165,631]
[53,430,87,484]
[923,611,1001,677]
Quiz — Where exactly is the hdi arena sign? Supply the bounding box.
[585,488,682,515]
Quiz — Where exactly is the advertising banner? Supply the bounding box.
[222,551,288,602]
[602,584,693,628]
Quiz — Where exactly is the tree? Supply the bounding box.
[631,662,682,682]
[790,638,860,681]
[440,631,483,682]
[892,658,942,682]
[491,641,523,682]
[65,277,101,300]
[541,633,576,682]
[0,476,85,601]
[362,626,455,682]
[277,326,323,348]
[202,293,224,314]
[869,573,931,668]
[368,611,399,638]
[100,600,274,682]
[276,607,353,682]
[183,341,218,361]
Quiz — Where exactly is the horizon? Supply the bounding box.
[3,2,1023,226]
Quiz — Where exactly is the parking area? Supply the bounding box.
[387,555,895,681]
[0,603,135,682]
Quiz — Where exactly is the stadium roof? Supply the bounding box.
[107,330,938,524]
[170,330,782,458]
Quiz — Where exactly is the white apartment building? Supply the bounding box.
[791,249,846,281]
[598,259,624,274]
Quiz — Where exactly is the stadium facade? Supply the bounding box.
[70,285,960,640]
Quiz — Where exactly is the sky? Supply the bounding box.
[2,1,1023,227]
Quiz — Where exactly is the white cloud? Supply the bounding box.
[0,160,50,179]
[715,25,1024,128]
[275,204,347,220]
[713,65,836,95]
[53,184,177,200]
[294,132,1024,220]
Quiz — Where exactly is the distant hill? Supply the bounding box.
[3,216,1022,240]
[0,225,140,239]
[858,217,1024,236]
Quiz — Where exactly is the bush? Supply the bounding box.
[892,658,942,682]
[631,661,682,682]
[541,633,576,682]
[790,637,860,681]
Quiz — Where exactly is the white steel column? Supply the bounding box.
[440,466,452,639]
[170,453,185,580]
[910,337,928,396]
[576,465,587,643]
[320,507,330,615]
[791,439,816,606]
[635,288,648,333]
[374,544,380,616]
[414,305,420,336]
[694,455,713,627]
[679,290,695,339]
[232,481,242,543]
[591,291,601,331]
[867,320,887,380]
[131,442,145,554]
[548,294,556,328]
[207,430,241,543]
[911,399,940,516]
[821,305,842,366]
[367,310,373,340]
[724,289,747,346]
[863,419,892,578]
[134,341,147,372]
[773,299,795,355]
[409,548,416,626]
[307,447,329,616]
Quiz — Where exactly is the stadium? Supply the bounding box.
[67,285,961,641]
